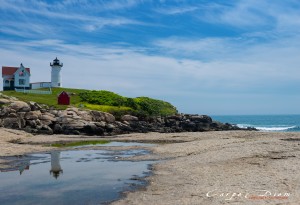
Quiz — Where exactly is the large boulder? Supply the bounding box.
[115,121,132,132]
[0,106,15,117]
[77,110,93,121]
[39,114,55,125]
[36,125,53,135]
[61,120,87,130]
[0,98,10,105]
[83,123,104,136]
[90,110,105,122]
[53,124,63,134]
[24,111,42,120]
[39,113,56,122]
[166,115,183,121]
[9,101,31,112]
[121,115,138,122]
[28,101,42,111]
[56,116,76,124]
[2,117,25,129]
[94,121,106,128]
[104,112,115,123]
[91,110,115,123]
[189,115,212,123]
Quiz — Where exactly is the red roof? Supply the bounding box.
[58,91,70,97]
[58,91,70,105]
[2,66,30,76]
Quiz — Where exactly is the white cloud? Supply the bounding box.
[2,1,300,114]
[0,0,143,37]
[195,0,300,35]
[155,6,198,15]
[2,35,300,114]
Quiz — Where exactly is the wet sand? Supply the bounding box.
[1,128,300,204]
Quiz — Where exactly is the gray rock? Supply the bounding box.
[35,119,42,126]
[8,113,18,117]
[62,120,87,130]
[40,120,53,126]
[29,101,42,111]
[26,120,37,128]
[56,116,75,124]
[49,110,59,116]
[0,106,15,117]
[106,123,115,132]
[53,124,63,134]
[24,126,36,133]
[95,121,106,128]
[9,101,31,112]
[115,121,132,132]
[17,112,26,118]
[39,113,56,122]
[66,107,79,114]
[91,110,115,123]
[67,110,78,117]
[37,125,53,135]
[24,111,42,120]
[90,110,106,122]
[83,123,104,135]
[121,115,138,121]
[189,115,212,123]
[3,117,23,129]
[0,99,10,105]
[77,110,93,121]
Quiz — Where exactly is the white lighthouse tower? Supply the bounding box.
[50,57,63,87]
[50,151,63,179]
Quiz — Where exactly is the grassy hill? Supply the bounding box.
[1,88,178,117]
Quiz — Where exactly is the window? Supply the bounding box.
[19,79,25,85]
[4,80,9,86]
[19,70,25,76]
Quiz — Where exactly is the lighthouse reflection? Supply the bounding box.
[50,151,63,179]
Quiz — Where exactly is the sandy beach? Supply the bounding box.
[1,128,300,204]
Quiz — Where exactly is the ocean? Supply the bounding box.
[212,115,300,132]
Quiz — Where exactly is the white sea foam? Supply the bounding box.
[237,124,297,131]
[256,126,296,131]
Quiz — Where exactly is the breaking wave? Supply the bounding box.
[237,124,300,132]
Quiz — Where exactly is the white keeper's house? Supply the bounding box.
[2,57,63,91]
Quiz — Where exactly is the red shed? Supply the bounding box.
[58,91,70,105]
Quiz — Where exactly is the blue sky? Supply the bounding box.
[1,0,300,115]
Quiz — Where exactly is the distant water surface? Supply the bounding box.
[212,115,300,132]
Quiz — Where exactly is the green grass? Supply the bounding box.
[1,87,178,116]
[81,103,133,113]
[2,87,87,109]
[51,140,110,147]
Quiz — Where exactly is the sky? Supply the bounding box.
[1,0,300,115]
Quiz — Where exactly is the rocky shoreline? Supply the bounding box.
[0,94,256,136]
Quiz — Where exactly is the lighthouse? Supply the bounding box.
[50,151,63,179]
[50,57,63,87]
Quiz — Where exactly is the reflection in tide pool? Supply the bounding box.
[50,151,63,179]
[0,148,154,205]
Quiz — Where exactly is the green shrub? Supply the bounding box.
[134,97,178,116]
[78,90,177,117]
[79,90,126,106]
